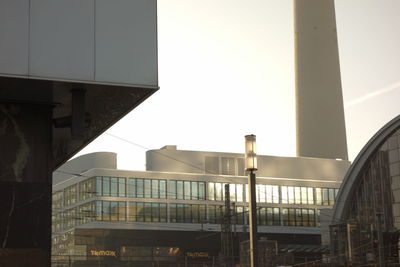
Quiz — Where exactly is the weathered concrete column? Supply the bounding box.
[0,102,53,267]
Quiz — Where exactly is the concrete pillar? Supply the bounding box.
[0,102,53,266]
[294,0,348,160]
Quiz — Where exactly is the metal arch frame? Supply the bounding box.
[332,114,400,224]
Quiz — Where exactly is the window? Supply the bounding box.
[199,182,206,200]
[152,180,159,198]
[160,204,167,222]
[266,185,273,203]
[294,187,301,204]
[191,182,198,200]
[103,177,110,197]
[230,184,236,202]
[184,181,191,200]
[215,183,222,201]
[102,201,110,220]
[128,178,136,197]
[281,186,288,204]
[119,178,126,197]
[137,179,144,198]
[119,201,126,221]
[177,181,184,200]
[308,188,314,205]
[315,188,322,205]
[96,177,102,196]
[160,180,166,199]
[111,201,118,221]
[169,180,176,199]
[144,180,151,198]
[272,186,279,204]
[152,203,160,222]
[208,182,215,201]
[236,184,243,202]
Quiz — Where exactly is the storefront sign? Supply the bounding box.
[90,250,117,257]
[186,252,209,258]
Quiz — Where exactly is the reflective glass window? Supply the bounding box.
[288,186,295,204]
[110,177,118,197]
[308,188,314,205]
[110,201,118,221]
[169,204,177,223]
[184,181,191,200]
[215,183,222,201]
[315,188,322,205]
[144,203,152,222]
[169,180,176,199]
[152,180,159,199]
[152,203,160,222]
[301,209,309,226]
[177,204,184,223]
[208,182,215,201]
[282,208,289,226]
[199,205,206,223]
[309,209,315,227]
[184,204,191,223]
[266,185,272,203]
[192,204,199,223]
[160,180,166,199]
[301,187,308,204]
[230,184,236,202]
[119,201,126,221]
[191,182,198,200]
[96,177,102,196]
[199,182,206,200]
[272,186,279,203]
[128,178,136,198]
[136,179,144,198]
[119,178,126,197]
[281,186,288,204]
[103,177,110,197]
[136,202,144,222]
[273,208,280,226]
[294,187,301,204]
[144,179,151,198]
[322,188,329,206]
[236,184,243,202]
[96,201,102,220]
[128,202,136,221]
[329,188,335,205]
[103,201,110,221]
[177,181,184,200]
[160,203,167,222]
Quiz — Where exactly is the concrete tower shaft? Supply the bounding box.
[294,0,348,160]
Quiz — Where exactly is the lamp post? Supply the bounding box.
[245,134,258,267]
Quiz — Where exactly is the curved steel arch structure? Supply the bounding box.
[332,114,400,223]
[330,115,400,266]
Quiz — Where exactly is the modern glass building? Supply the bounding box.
[330,115,400,266]
[52,147,350,266]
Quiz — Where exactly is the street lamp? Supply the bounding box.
[245,134,258,267]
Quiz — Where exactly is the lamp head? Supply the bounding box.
[245,134,257,171]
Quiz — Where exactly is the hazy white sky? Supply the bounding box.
[77,0,400,170]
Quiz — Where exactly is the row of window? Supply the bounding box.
[53,201,323,232]
[53,177,339,208]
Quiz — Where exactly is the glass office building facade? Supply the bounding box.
[52,149,349,266]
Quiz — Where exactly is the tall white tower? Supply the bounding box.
[294,0,348,160]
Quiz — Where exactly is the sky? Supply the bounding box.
[76,0,400,171]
